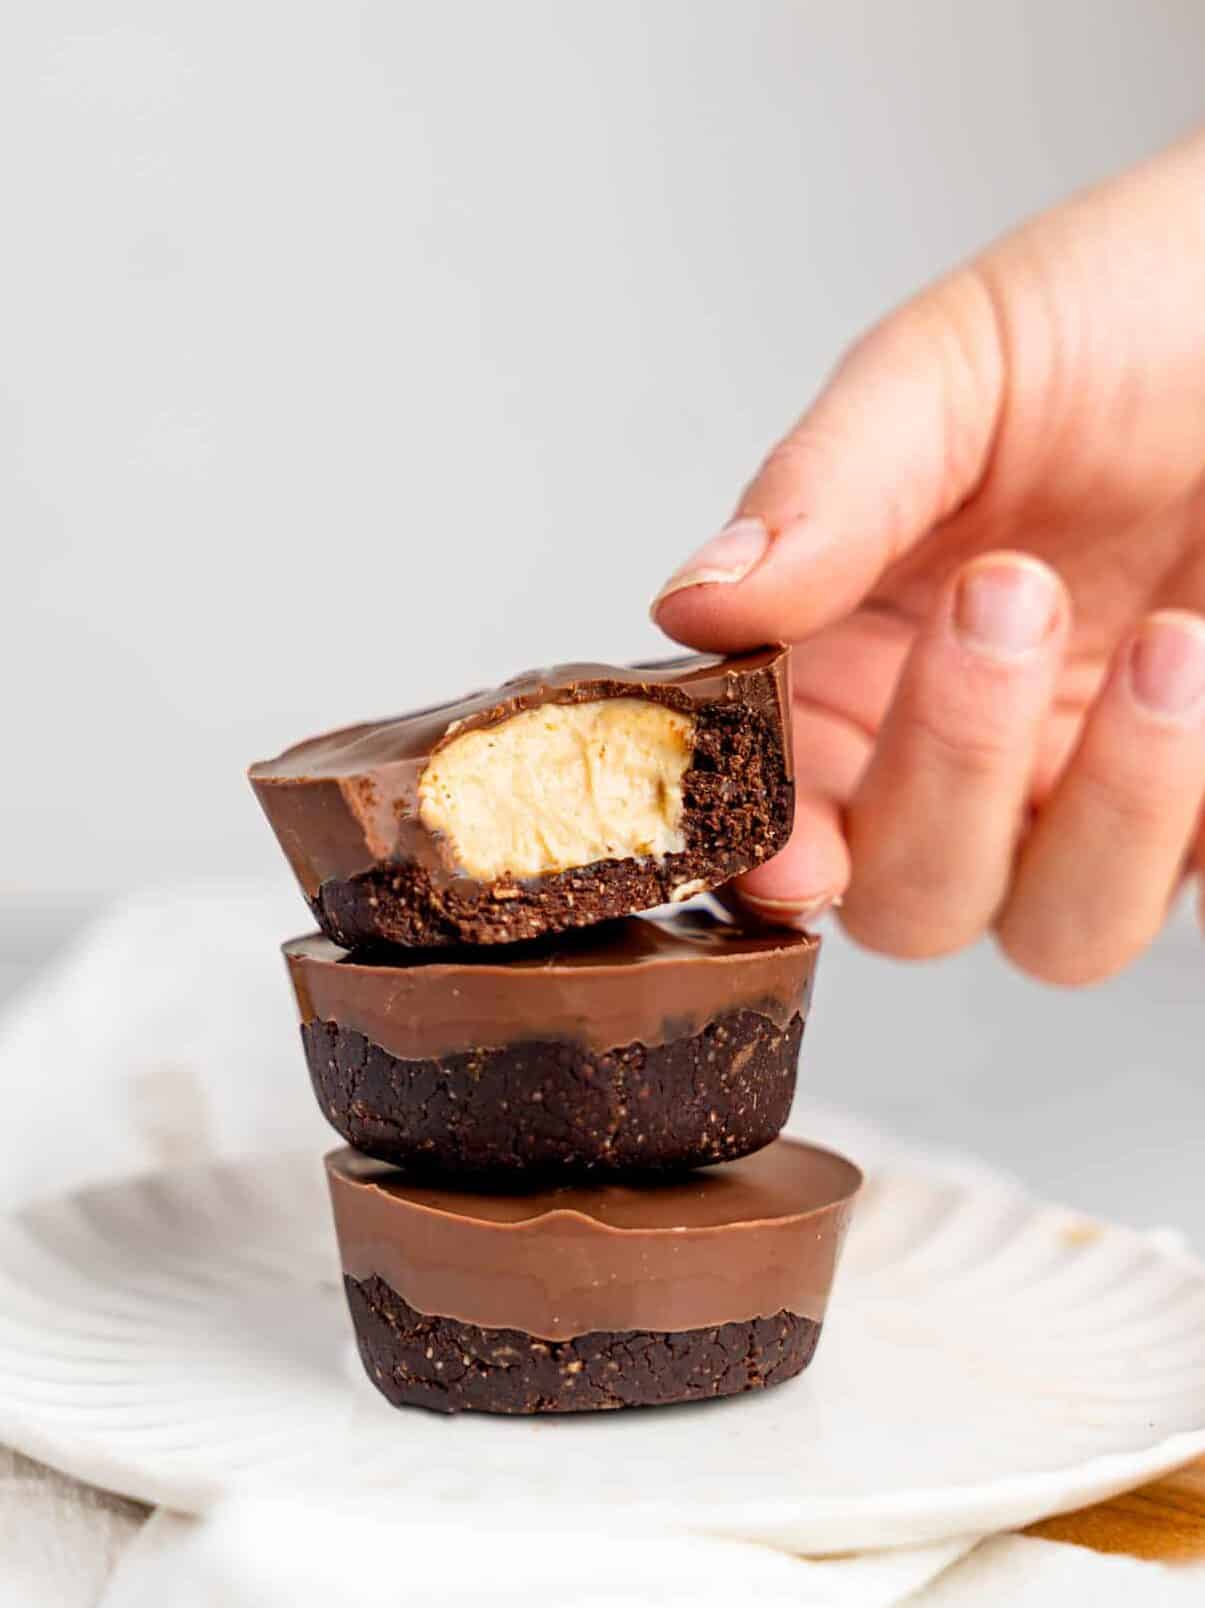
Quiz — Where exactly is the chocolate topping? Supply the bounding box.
[285,906,818,1059]
[249,648,792,896]
[326,1137,861,1340]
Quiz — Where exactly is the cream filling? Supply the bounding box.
[417,698,695,881]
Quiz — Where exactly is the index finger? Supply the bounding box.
[651,269,1005,653]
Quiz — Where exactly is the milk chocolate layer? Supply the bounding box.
[284,908,819,1060]
[250,649,794,949]
[326,1138,861,1341]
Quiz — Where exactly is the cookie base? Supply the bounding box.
[346,1274,821,1414]
[304,1009,803,1180]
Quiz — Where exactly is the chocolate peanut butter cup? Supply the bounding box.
[287,908,819,1179]
[251,648,793,949]
[328,1137,861,1414]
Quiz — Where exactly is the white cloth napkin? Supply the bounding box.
[0,879,328,1212]
[96,1504,1205,1608]
[98,1502,972,1608]
[0,882,1198,1606]
[0,1448,143,1608]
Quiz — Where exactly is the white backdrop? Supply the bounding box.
[4,0,1204,898]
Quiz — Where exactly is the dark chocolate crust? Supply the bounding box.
[311,696,792,948]
[303,1008,804,1180]
[346,1274,821,1414]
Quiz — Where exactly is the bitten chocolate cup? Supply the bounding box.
[250,648,794,949]
[328,1138,861,1415]
[286,908,819,1180]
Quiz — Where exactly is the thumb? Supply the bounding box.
[650,266,1006,651]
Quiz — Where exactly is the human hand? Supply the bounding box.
[651,133,1205,983]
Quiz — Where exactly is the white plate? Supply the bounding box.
[0,1147,1204,1552]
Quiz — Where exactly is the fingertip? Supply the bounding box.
[1122,608,1205,724]
[728,798,851,925]
[992,916,1123,988]
[947,549,1069,662]
[648,518,778,651]
[648,589,772,654]
[730,887,843,931]
[651,504,889,651]
[953,548,1066,594]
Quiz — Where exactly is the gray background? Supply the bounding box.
[3,3,1203,1233]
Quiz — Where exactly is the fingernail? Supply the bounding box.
[1126,611,1205,722]
[650,517,771,614]
[953,555,1061,660]
[739,889,839,927]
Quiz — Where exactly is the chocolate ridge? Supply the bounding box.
[285,908,819,1059]
[249,647,791,896]
[326,1138,861,1341]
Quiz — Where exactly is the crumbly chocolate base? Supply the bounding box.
[311,700,792,949]
[304,1009,803,1180]
[346,1274,821,1414]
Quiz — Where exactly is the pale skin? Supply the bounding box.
[651,132,1205,985]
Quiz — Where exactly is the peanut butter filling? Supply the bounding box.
[417,698,694,881]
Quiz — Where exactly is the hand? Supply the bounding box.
[651,133,1205,984]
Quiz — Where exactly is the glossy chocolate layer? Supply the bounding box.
[326,1137,861,1341]
[285,906,819,1059]
[249,648,791,896]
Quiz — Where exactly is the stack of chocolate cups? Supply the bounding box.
[251,648,860,1415]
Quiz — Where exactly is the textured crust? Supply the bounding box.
[346,1274,821,1414]
[311,699,792,948]
[303,1010,804,1180]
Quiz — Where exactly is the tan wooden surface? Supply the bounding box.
[1026,1455,1205,1562]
